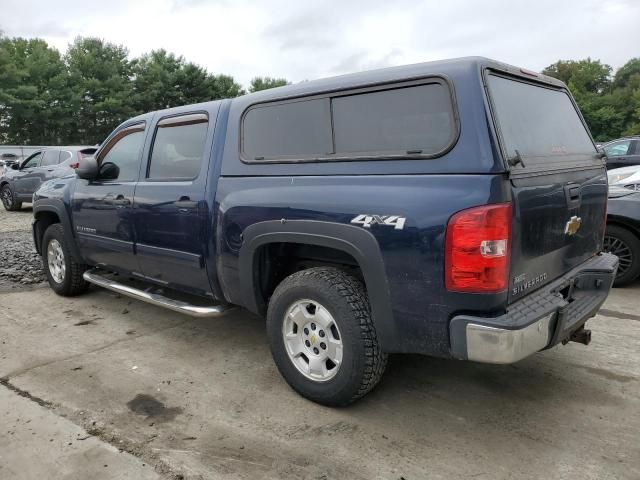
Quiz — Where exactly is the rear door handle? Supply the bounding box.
[174,196,197,209]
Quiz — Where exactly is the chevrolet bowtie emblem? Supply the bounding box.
[564,216,582,236]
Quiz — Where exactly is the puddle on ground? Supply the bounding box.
[126,394,183,423]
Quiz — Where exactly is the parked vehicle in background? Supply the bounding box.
[607,165,640,191]
[602,136,640,170]
[1,146,96,211]
[0,146,45,165]
[605,186,640,286]
[1,153,21,170]
[32,57,617,406]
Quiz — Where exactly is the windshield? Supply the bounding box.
[487,74,598,172]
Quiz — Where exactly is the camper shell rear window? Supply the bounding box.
[485,72,599,173]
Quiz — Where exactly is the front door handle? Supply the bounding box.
[174,196,197,209]
[113,198,131,207]
[105,193,131,207]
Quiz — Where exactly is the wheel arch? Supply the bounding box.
[606,216,640,238]
[238,220,396,350]
[33,200,82,260]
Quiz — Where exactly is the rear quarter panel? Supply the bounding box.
[215,174,509,356]
[213,59,512,356]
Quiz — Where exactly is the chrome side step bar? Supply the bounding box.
[83,270,234,318]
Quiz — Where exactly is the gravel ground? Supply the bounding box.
[0,206,47,289]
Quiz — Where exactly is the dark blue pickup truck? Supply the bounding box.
[32,57,618,405]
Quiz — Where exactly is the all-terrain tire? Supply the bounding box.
[1,184,22,211]
[267,267,388,406]
[42,223,89,296]
[604,224,640,287]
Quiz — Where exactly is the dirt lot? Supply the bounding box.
[1,206,639,480]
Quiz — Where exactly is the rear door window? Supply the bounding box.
[487,74,597,172]
[41,150,59,166]
[147,114,209,181]
[59,151,73,163]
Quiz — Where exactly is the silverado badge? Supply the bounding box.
[564,216,582,236]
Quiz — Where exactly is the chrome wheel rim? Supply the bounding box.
[604,235,632,278]
[1,187,12,208]
[282,299,343,382]
[47,239,66,283]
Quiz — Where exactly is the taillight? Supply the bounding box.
[70,151,82,169]
[445,202,512,293]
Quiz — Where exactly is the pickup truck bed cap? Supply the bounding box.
[126,56,564,125]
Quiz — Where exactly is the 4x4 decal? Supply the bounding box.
[350,214,406,230]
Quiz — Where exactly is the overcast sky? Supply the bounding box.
[1,0,638,88]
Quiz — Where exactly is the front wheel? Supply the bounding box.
[1,184,22,211]
[42,224,89,296]
[604,224,640,287]
[267,267,387,406]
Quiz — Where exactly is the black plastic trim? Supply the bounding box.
[32,199,83,260]
[238,220,396,351]
[449,253,618,359]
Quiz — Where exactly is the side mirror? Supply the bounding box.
[75,156,99,180]
[11,164,19,170]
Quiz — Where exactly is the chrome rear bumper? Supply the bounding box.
[465,313,554,364]
[449,253,618,364]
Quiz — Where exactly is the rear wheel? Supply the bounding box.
[42,223,89,296]
[1,184,22,211]
[604,225,640,286]
[267,267,387,406]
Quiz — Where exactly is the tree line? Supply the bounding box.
[0,36,288,145]
[543,58,640,141]
[1,34,638,146]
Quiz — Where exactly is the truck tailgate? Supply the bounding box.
[509,169,607,302]
[485,71,607,302]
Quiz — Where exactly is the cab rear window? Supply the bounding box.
[487,74,598,172]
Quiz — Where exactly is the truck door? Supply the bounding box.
[72,122,147,274]
[133,109,217,297]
